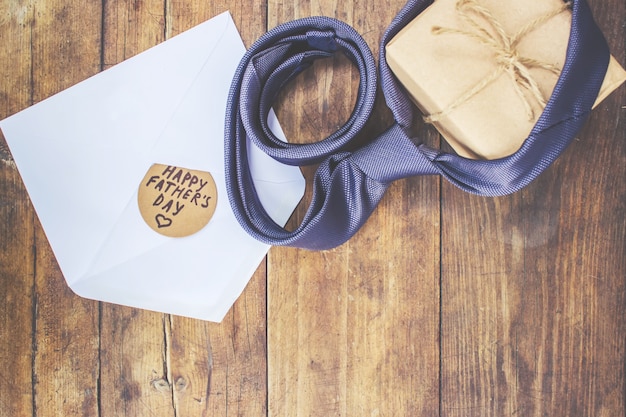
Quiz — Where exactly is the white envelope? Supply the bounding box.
[0,11,305,322]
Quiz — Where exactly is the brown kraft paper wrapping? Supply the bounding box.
[386,0,626,159]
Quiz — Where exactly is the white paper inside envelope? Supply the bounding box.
[0,12,305,322]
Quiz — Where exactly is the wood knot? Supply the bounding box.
[174,376,188,392]
[151,377,171,392]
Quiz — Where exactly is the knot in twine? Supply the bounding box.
[424,0,571,124]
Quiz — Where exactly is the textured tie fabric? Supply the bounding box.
[225,0,611,250]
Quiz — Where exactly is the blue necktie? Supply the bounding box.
[225,0,610,250]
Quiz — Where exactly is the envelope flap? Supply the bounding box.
[80,15,305,280]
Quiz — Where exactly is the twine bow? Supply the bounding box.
[424,0,572,124]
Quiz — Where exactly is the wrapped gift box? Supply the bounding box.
[386,0,626,159]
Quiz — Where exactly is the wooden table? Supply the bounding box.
[1,0,624,415]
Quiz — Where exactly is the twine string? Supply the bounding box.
[424,0,571,124]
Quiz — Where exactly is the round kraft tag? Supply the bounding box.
[138,164,217,237]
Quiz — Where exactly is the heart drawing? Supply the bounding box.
[155,214,173,228]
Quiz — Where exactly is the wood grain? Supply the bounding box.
[165,2,268,415]
[0,2,36,416]
[204,271,268,415]
[98,3,174,416]
[267,1,441,415]
[439,0,626,415]
[0,150,34,417]
[0,0,624,415]
[26,0,103,415]
[98,2,269,416]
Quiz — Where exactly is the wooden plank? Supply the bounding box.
[439,0,626,415]
[440,193,527,416]
[24,1,103,416]
[0,148,35,417]
[166,0,267,44]
[203,271,268,415]
[100,307,177,416]
[267,0,441,415]
[0,3,36,416]
[167,316,214,416]
[98,2,177,416]
[165,1,268,415]
[267,0,356,412]
[101,0,167,70]
[32,245,100,417]
[163,249,268,416]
